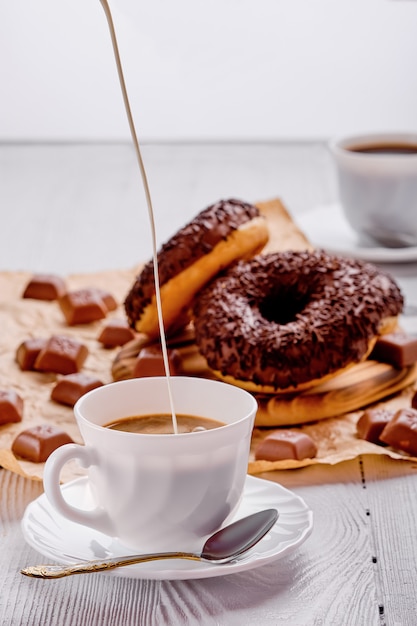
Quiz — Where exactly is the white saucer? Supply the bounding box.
[296,203,417,263]
[21,475,313,581]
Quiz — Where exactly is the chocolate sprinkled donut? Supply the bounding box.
[192,250,404,392]
[124,199,269,338]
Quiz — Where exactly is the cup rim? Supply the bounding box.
[73,375,258,440]
[328,131,417,161]
[329,132,417,159]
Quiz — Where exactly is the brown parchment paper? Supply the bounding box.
[248,388,417,473]
[0,268,138,482]
[1,199,416,481]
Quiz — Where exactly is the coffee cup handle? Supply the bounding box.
[43,444,115,536]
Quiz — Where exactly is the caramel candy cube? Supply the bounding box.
[12,424,73,463]
[371,333,417,368]
[92,288,118,312]
[51,373,104,407]
[133,345,182,378]
[356,408,395,444]
[380,408,417,456]
[255,429,317,462]
[59,289,108,325]
[0,390,23,425]
[34,335,89,374]
[97,319,136,348]
[16,337,48,371]
[22,273,66,301]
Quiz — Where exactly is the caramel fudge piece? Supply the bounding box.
[97,319,136,348]
[380,408,417,456]
[12,424,73,462]
[16,337,48,371]
[34,335,88,374]
[370,333,417,368]
[133,345,182,378]
[22,273,66,301]
[356,408,395,444]
[255,429,317,461]
[0,390,23,425]
[91,288,118,312]
[51,373,104,407]
[58,289,108,325]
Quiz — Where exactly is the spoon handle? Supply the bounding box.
[21,552,201,579]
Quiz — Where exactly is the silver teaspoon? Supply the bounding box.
[21,508,278,579]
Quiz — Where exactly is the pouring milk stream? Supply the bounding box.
[98,0,178,432]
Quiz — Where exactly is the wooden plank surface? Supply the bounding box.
[360,455,417,624]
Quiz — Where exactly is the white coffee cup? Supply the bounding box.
[43,376,257,552]
[329,132,417,247]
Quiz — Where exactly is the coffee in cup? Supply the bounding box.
[43,376,257,552]
[106,413,225,434]
[329,132,417,247]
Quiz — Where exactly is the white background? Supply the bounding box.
[1,0,417,141]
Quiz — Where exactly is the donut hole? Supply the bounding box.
[259,288,311,325]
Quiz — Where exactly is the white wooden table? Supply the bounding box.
[1,142,417,626]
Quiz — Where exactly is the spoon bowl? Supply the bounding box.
[21,508,278,579]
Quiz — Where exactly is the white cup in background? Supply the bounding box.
[329,132,417,247]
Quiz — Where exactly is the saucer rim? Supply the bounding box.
[21,474,313,581]
[296,203,417,263]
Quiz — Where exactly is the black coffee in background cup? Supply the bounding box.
[348,143,417,155]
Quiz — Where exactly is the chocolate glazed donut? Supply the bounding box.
[125,199,269,338]
[192,250,404,392]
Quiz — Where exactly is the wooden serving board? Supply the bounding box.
[256,360,417,426]
[113,336,417,426]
